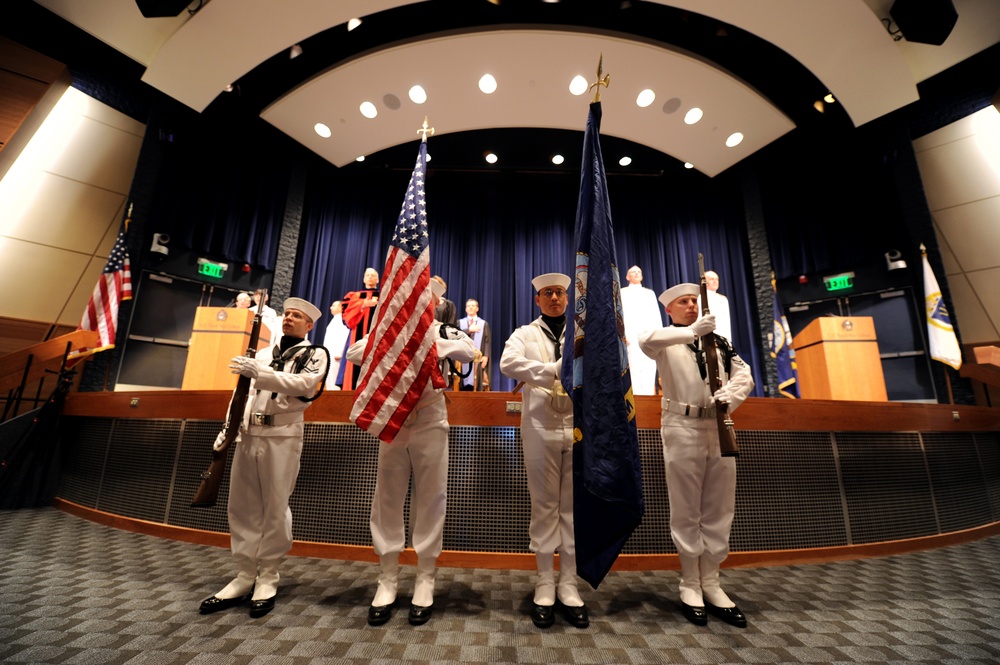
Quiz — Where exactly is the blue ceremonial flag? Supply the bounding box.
[770,280,799,398]
[561,102,644,589]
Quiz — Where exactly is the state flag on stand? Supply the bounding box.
[922,246,962,369]
[350,139,445,443]
[770,279,799,398]
[561,101,644,588]
[73,226,132,359]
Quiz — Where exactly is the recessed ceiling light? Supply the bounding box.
[356,155,365,162]
[409,85,427,104]
[425,153,432,162]
[347,18,362,31]
[684,108,703,125]
[814,100,825,113]
[289,44,303,59]
[485,153,498,164]
[479,74,498,94]
[224,84,233,92]
[636,89,655,108]
[684,162,694,169]
[726,132,744,147]
[824,93,836,104]
[359,101,377,119]
[314,122,331,138]
[569,75,589,96]
[552,154,565,165]
[619,156,632,166]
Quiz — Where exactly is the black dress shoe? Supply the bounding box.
[408,604,433,626]
[705,601,747,628]
[199,594,249,614]
[680,601,708,626]
[368,601,395,626]
[249,596,275,618]
[560,602,589,628]
[531,603,555,628]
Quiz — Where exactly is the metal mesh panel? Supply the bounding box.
[56,415,1000,557]
[923,432,993,532]
[166,419,231,533]
[837,432,937,544]
[622,428,671,554]
[442,426,530,552]
[732,430,847,550]
[96,419,179,523]
[291,423,380,546]
[58,417,113,508]
[977,432,1000,523]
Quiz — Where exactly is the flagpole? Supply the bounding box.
[921,243,957,404]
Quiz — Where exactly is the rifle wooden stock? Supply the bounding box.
[191,297,266,508]
[699,255,739,458]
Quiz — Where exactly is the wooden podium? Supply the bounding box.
[181,308,271,390]
[792,316,887,401]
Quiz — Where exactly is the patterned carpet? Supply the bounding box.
[1,507,999,664]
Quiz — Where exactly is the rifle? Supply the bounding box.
[190,292,266,507]
[698,254,740,458]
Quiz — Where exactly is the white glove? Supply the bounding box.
[690,314,716,338]
[213,429,228,451]
[229,355,259,379]
[214,428,242,450]
[713,386,732,406]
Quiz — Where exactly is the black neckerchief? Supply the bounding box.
[267,337,310,400]
[271,336,304,368]
[677,324,708,381]
[540,314,566,361]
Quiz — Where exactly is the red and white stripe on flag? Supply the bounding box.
[349,141,445,443]
[75,229,132,358]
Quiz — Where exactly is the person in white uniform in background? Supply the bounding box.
[350,279,475,627]
[500,273,589,630]
[323,300,348,390]
[620,265,663,395]
[639,283,753,628]
[251,288,282,347]
[199,297,328,618]
[699,270,732,342]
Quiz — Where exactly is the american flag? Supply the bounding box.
[349,140,445,443]
[74,227,132,358]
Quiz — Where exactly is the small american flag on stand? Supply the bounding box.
[73,223,132,359]
[350,131,445,443]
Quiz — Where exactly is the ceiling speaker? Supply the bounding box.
[890,0,958,46]
[135,0,192,18]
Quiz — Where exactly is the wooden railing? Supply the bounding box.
[0,329,98,420]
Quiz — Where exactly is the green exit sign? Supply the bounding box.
[197,258,228,279]
[823,271,855,291]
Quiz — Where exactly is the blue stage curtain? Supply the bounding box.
[292,162,764,394]
[758,129,903,280]
[145,121,292,270]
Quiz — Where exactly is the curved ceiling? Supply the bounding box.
[31,0,1000,177]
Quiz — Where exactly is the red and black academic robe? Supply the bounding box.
[336,288,377,389]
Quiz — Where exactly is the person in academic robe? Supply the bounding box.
[337,267,380,389]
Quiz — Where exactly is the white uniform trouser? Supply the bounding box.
[228,433,304,566]
[370,397,449,560]
[521,422,575,556]
[661,416,736,565]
